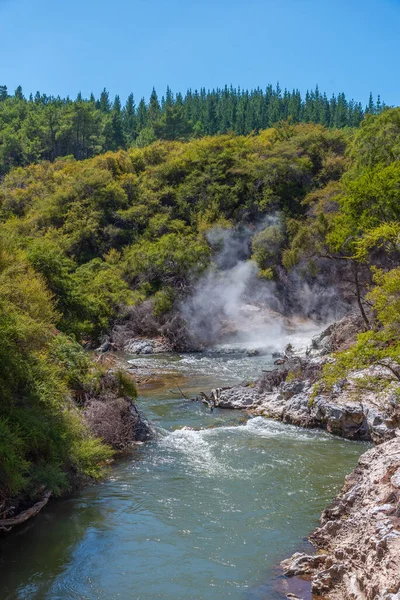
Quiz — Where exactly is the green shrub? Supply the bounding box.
[0,242,113,505]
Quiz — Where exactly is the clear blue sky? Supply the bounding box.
[1,0,399,106]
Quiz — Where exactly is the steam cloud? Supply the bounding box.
[180,223,348,352]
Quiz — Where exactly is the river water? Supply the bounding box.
[0,349,367,600]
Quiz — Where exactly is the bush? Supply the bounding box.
[0,242,113,508]
[323,268,400,388]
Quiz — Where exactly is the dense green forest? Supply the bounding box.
[1,105,399,513]
[0,83,384,176]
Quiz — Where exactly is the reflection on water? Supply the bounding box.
[0,351,367,600]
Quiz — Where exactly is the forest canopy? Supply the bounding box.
[0,83,384,177]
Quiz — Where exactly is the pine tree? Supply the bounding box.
[136,98,148,130]
[99,88,111,112]
[235,92,247,134]
[148,88,160,124]
[113,95,122,113]
[104,95,125,151]
[14,86,24,100]
[367,92,375,115]
[165,86,174,108]
[122,93,137,144]
[329,95,338,127]
[205,93,218,135]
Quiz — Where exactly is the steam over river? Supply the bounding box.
[0,349,367,600]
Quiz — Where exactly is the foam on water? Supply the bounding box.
[156,417,341,482]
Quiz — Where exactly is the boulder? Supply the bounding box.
[212,386,259,409]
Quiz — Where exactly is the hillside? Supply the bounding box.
[1,108,400,519]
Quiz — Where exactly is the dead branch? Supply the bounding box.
[168,386,189,400]
[0,491,51,531]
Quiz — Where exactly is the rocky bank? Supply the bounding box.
[208,363,400,444]
[201,313,400,444]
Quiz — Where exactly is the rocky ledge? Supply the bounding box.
[122,336,172,355]
[207,363,400,443]
[201,313,400,444]
[281,437,400,599]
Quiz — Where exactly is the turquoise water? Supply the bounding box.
[0,351,367,600]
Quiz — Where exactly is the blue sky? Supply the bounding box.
[1,0,399,106]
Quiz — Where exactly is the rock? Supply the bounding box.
[210,355,399,442]
[323,401,366,438]
[246,348,259,356]
[95,339,111,353]
[140,344,153,354]
[123,337,172,355]
[280,380,306,399]
[284,343,294,357]
[212,386,258,409]
[391,471,400,488]
[310,312,366,356]
[370,504,394,515]
[281,552,326,576]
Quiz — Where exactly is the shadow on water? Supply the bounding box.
[0,491,108,599]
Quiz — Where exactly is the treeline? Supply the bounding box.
[0,83,384,176]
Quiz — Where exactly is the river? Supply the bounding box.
[0,349,367,600]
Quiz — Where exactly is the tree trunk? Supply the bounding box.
[353,262,370,330]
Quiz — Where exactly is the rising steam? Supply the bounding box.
[180,222,348,352]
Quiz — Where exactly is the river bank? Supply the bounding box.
[202,358,400,444]
[2,311,398,599]
[195,313,400,599]
[0,367,152,535]
[197,313,400,444]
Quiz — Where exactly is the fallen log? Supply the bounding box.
[0,491,51,532]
